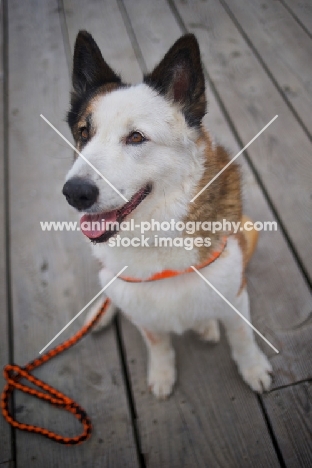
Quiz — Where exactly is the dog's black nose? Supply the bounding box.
[62,178,99,210]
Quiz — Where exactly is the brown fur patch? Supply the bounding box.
[184,129,242,262]
[235,216,259,296]
[72,82,122,156]
[234,231,247,296]
[241,215,259,265]
[234,231,248,270]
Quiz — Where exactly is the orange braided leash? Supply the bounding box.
[1,298,111,445]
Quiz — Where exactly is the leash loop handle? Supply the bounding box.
[1,298,110,445]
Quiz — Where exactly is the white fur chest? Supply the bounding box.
[96,236,243,334]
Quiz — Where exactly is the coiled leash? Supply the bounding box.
[1,298,111,445]
[1,236,227,445]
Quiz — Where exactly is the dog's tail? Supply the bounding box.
[241,215,259,265]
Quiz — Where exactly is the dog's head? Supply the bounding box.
[63,31,206,242]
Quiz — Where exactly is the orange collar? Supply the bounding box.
[119,236,227,283]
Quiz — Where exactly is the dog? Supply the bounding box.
[63,31,272,399]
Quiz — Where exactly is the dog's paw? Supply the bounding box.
[196,319,220,343]
[148,364,176,399]
[84,298,117,332]
[238,351,273,393]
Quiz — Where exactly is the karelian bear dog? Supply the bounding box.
[63,31,272,398]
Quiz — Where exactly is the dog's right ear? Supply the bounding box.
[71,30,121,99]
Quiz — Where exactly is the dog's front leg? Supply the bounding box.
[139,327,176,399]
[222,288,272,393]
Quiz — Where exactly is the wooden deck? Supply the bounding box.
[1,0,312,466]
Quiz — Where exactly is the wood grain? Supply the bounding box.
[8,0,138,466]
[281,0,312,37]
[172,0,312,282]
[0,0,13,463]
[64,0,142,84]
[222,0,312,138]
[263,382,312,467]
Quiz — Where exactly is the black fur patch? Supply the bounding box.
[67,31,124,131]
[144,34,207,128]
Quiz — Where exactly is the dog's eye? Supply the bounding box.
[126,131,145,145]
[80,127,89,142]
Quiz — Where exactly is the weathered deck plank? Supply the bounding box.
[281,0,312,38]
[171,0,312,283]
[0,0,13,464]
[8,0,139,466]
[222,0,312,139]
[263,382,312,467]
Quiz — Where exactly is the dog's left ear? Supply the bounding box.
[144,34,206,127]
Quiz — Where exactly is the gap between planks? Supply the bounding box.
[1,0,16,463]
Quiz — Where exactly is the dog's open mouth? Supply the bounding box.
[80,184,152,243]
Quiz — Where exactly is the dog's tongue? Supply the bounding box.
[79,187,149,240]
[80,210,118,239]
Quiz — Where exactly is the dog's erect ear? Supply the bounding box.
[72,30,121,98]
[144,34,206,127]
